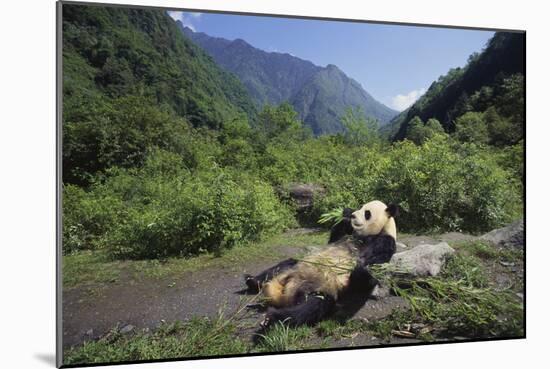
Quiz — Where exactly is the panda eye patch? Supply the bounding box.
[364,210,371,220]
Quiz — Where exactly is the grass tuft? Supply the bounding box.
[254,322,313,352]
[369,251,523,339]
[64,318,249,365]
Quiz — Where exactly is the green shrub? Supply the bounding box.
[453,111,490,144]
[62,184,125,254]
[63,149,293,258]
[260,133,520,233]
[105,171,292,259]
[373,135,521,233]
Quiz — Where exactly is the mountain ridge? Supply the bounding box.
[179,23,398,134]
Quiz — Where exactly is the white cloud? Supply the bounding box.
[166,11,181,21]
[166,11,200,31]
[391,88,427,111]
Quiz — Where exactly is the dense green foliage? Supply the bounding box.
[387,32,524,146]
[183,26,397,134]
[63,4,256,184]
[64,109,522,256]
[340,107,380,146]
[62,6,524,259]
[405,117,446,145]
[63,148,293,259]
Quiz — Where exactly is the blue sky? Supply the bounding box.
[167,11,494,111]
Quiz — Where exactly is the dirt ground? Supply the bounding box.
[62,230,517,351]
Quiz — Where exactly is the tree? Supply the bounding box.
[426,118,445,135]
[453,111,489,144]
[406,116,425,145]
[406,116,445,145]
[257,103,303,139]
[406,117,445,145]
[485,107,515,146]
[341,107,379,146]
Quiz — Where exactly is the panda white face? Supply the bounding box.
[350,200,396,238]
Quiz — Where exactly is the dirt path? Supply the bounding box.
[63,252,290,349]
[62,230,478,350]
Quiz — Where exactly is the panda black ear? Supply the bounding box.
[386,204,399,218]
[342,207,353,218]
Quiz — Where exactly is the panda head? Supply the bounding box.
[350,200,398,239]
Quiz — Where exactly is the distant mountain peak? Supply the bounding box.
[232,38,250,46]
[179,24,398,134]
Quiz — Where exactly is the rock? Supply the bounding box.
[119,324,134,334]
[480,219,524,249]
[399,233,475,249]
[282,183,325,210]
[85,329,94,337]
[370,285,391,299]
[390,242,455,277]
[395,241,408,252]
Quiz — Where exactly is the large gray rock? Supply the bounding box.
[480,219,524,249]
[283,183,326,210]
[390,242,455,277]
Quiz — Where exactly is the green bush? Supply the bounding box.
[62,184,126,254]
[374,135,521,233]
[256,132,521,233]
[63,150,293,259]
[453,111,490,144]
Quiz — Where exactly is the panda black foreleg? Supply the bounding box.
[328,208,354,243]
[244,258,298,293]
[261,292,336,328]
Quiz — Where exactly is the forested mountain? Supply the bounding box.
[387,32,525,143]
[180,24,398,135]
[290,64,398,134]
[62,4,256,184]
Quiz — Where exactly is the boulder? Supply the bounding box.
[389,242,455,277]
[395,241,408,252]
[283,183,325,210]
[480,219,524,249]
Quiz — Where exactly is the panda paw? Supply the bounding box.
[244,274,260,293]
[259,315,272,329]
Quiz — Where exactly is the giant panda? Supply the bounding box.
[244,200,398,328]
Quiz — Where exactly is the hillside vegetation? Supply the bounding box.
[62,5,524,261]
[386,32,524,149]
[62,5,255,185]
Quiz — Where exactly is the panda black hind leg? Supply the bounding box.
[261,291,336,328]
[244,258,298,293]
